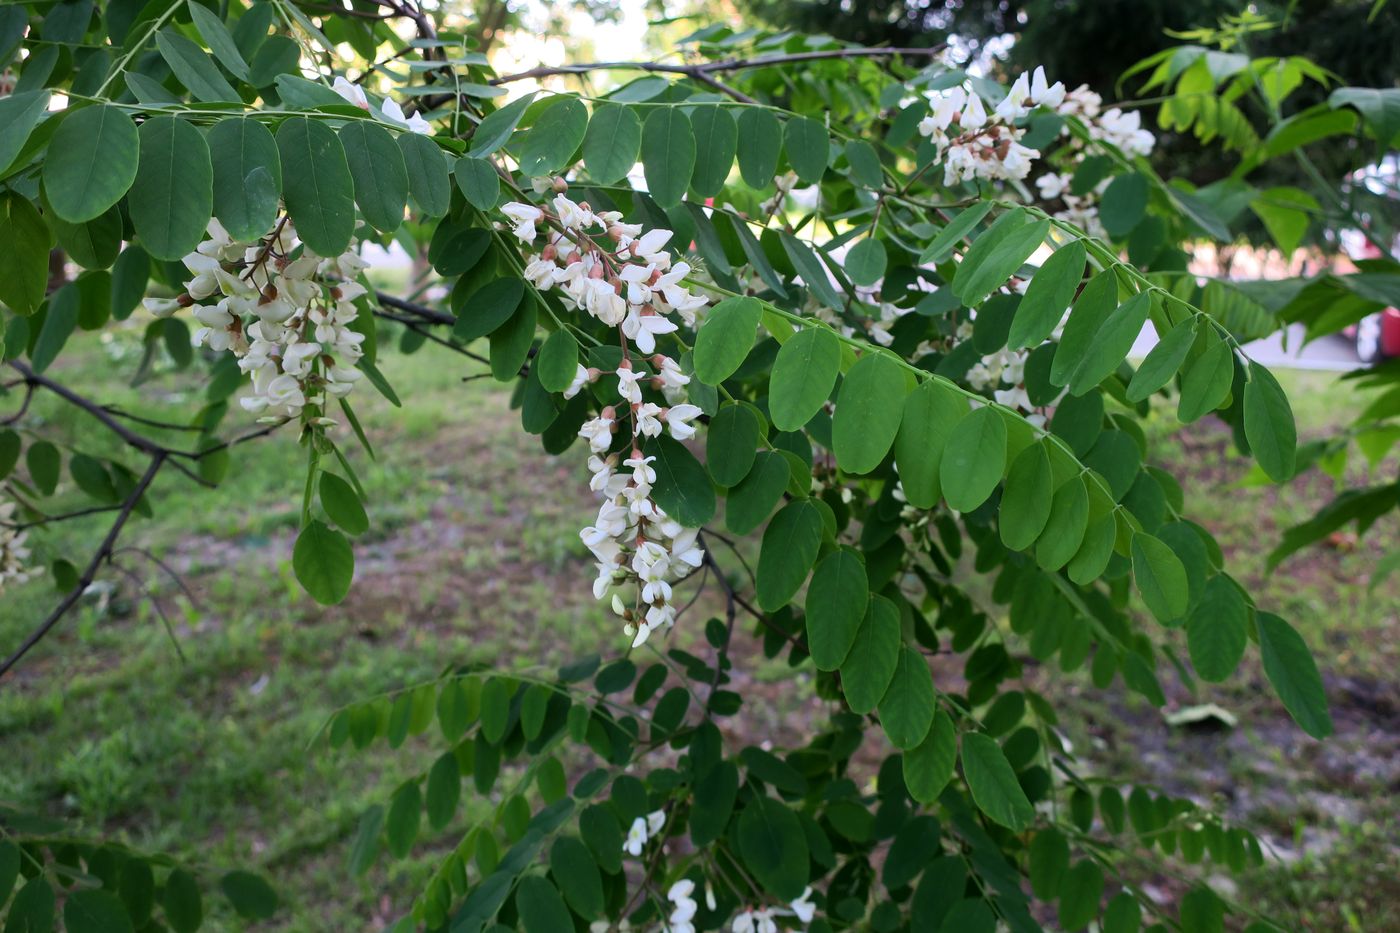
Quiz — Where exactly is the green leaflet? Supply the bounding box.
[1063,291,1153,397]
[642,107,696,208]
[1035,474,1089,572]
[582,103,642,184]
[755,499,823,611]
[646,434,716,527]
[1125,318,1195,402]
[43,104,139,223]
[952,212,1049,308]
[918,201,993,265]
[536,330,579,394]
[805,547,869,670]
[0,193,51,314]
[293,519,355,605]
[689,105,738,197]
[999,441,1054,550]
[839,595,901,714]
[399,132,452,216]
[846,238,887,287]
[549,837,604,920]
[128,116,213,261]
[1008,239,1086,349]
[736,797,809,900]
[706,403,761,487]
[157,29,239,102]
[693,296,761,385]
[516,876,573,933]
[783,116,828,183]
[1243,362,1297,481]
[454,156,500,211]
[0,90,50,177]
[469,92,535,158]
[207,118,282,242]
[1177,331,1235,423]
[939,406,1007,512]
[832,351,908,474]
[737,107,782,187]
[1130,532,1189,623]
[903,710,956,804]
[1057,860,1105,931]
[276,117,355,257]
[725,451,788,535]
[894,378,968,509]
[961,732,1035,831]
[453,276,524,341]
[1067,515,1117,585]
[1050,271,1118,388]
[1258,611,1333,738]
[769,326,841,431]
[517,97,588,176]
[878,647,935,749]
[340,121,409,233]
[1099,173,1149,238]
[1186,575,1249,682]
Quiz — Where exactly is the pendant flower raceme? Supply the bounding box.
[0,501,37,593]
[144,217,368,426]
[500,189,707,648]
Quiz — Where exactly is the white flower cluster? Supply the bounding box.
[331,76,431,134]
[500,191,707,648]
[1034,85,1156,236]
[917,67,1066,186]
[145,218,367,424]
[0,501,37,592]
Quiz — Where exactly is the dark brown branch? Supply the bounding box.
[0,452,166,680]
[488,46,948,104]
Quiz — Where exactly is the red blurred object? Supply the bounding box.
[1350,308,1400,363]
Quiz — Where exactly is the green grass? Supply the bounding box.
[2,336,1397,930]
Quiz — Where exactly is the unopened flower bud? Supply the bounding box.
[552,176,568,193]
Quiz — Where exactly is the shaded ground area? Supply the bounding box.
[1,337,1396,929]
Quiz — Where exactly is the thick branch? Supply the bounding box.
[0,452,166,680]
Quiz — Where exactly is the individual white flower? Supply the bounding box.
[380,97,431,134]
[667,879,698,933]
[1031,66,1066,108]
[501,202,544,243]
[143,297,182,318]
[615,366,647,405]
[960,91,988,129]
[1036,172,1070,201]
[332,76,369,109]
[635,403,664,438]
[790,887,816,924]
[996,72,1033,121]
[664,404,703,442]
[563,364,591,400]
[579,414,615,453]
[621,308,678,355]
[623,816,649,857]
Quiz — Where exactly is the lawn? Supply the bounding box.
[1,326,1396,930]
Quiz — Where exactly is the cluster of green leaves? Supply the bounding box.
[0,2,1357,932]
[0,814,276,932]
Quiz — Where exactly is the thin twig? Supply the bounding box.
[0,452,166,680]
